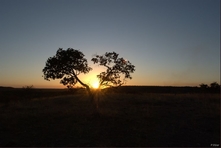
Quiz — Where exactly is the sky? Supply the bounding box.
[0,0,220,88]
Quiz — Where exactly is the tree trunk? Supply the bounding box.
[72,71,100,116]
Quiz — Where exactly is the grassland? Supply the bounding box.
[0,88,220,147]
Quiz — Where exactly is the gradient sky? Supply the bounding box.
[0,0,220,88]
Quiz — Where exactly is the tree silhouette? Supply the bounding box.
[199,82,220,93]
[42,48,93,96]
[210,82,220,89]
[91,52,135,89]
[199,83,209,89]
[42,48,135,111]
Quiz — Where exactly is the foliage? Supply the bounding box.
[199,82,220,93]
[210,82,220,89]
[42,48,135,111]
[22,85,34,89]
[199,83,209,89]
[199,82,220,89]
[43,49,135,90]
[42,48,92,89]
[91,52,135,88]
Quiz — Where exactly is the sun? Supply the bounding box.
[91,80,99,89]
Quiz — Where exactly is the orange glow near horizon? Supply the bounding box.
[91,80,99,89]
[86,74,100,89]
[1,63,218,89]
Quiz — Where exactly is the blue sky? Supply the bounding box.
[0,0,220,88]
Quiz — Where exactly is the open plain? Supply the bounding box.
[0,87,220,147]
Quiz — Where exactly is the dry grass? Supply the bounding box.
[0,91,220,147]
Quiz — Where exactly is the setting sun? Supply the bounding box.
[91,81,99,89]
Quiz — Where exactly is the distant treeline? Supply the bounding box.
[105,86,220,94]
[0,86,14,90]
[0,88,78,103]
[0,85,220,97]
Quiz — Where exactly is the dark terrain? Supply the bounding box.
[0,86,220,147]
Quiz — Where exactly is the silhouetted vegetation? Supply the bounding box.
[0,86,14,90]
[210,82,220,89]
[42,48,135,111]
[105,85,220,94]
[0,88,77,105]
[0,84,219,105]
[22,85,34,89]
[91,52,135,88]
[199,82,220,93]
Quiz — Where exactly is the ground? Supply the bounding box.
[0,89,220,147]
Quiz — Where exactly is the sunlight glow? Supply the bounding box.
[91,80,99,89]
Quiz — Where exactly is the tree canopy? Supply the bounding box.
[42,48,92,89]
[91,52,135,88]
[42,48,135,90]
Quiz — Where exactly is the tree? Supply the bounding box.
[42,48,135,110]
[210,82,220,89]
[199,82,220,93]
[199,83,209,89]
[91,52,135,89]
[42,48,93,95]
[22,85,34,89]
[209,82,220,93]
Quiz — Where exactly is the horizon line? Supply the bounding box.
[0,84,208,89]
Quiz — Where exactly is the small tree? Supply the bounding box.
[199,83,209,89]
[210,82,220,89]
[22,85,34,89]
[42,48,135,110]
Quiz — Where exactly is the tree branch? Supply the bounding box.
[71,69,94,98]
[72,69,88,88]
[99,68,114,87]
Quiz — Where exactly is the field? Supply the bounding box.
[0,87,220,147]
